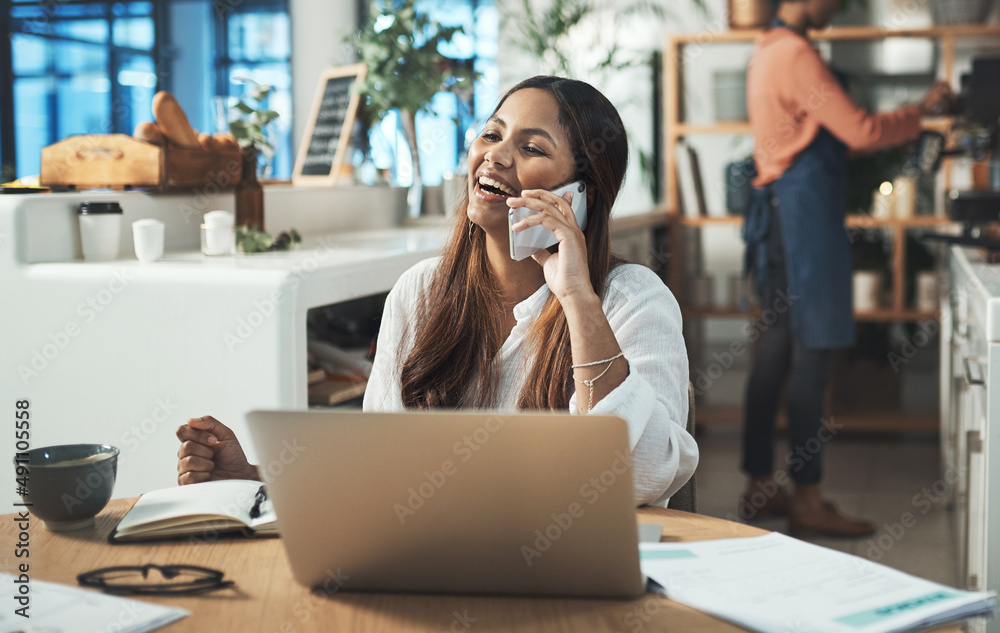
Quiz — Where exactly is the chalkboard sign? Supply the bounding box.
[292,64,366,185]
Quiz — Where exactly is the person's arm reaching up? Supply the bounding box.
[783,40,921,151]
[783,40,952,152]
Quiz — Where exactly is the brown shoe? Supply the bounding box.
[789,500,876,538]
[737,486,792,522]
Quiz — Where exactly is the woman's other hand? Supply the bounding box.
[919,81,955,117]
[176,415,260,485]
[508,189,595,303]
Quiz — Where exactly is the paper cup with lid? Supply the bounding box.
[78,201,123,262]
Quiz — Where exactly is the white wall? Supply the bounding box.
[288,0,358,162]
[495,0,728,218]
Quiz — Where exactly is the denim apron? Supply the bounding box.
[742,26,855,349]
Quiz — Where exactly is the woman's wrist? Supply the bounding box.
[556,287,601,315]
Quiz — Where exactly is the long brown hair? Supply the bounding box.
[400,76,629,409]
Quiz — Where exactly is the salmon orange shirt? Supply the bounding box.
[746,27,922,187]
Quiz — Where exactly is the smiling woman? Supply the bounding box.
[176,76,697,507]
[367,76,697,506]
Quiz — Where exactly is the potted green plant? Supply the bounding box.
[511,0,692,76]
[227,79,280,177]
[354,0,475,209]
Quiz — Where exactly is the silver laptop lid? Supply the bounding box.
[246,409,644,598]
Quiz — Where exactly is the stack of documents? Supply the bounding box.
[641,533,995,633]
[0,573,187,633]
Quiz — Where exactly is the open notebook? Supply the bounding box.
[109,480,277,543]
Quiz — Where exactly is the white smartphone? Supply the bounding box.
[508,180,588,261]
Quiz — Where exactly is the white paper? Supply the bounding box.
[641,532,995,633]
[0,574,188,633]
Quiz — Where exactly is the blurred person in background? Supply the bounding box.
[739,0,953,537]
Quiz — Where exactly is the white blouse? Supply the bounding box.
[362,257,698,507]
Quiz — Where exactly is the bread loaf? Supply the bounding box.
[198,133,223,152]
[133,121,166,146]
[152,91,201,149]
[214,133,241,151]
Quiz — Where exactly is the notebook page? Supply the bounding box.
[116,480,263,533]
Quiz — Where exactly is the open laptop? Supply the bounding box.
[246,409,646,598]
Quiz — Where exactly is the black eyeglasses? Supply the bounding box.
[77,564,235,595]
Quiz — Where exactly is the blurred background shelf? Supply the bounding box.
[660,24,997,433]
[695,404,939,433]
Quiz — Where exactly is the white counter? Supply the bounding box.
[0,188,447,507]
[942,246,1000,632]
[948,247,1000,343]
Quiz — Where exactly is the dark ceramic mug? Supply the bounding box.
[16,444,119,531]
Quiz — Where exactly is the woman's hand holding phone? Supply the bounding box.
[506,183,596,304]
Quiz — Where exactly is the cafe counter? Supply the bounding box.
[0,187,447,509]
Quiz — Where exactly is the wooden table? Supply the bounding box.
[2,500,961,633]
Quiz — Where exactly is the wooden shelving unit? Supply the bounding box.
[696,404,939,433]
[661,23,1000,321]
[673,214,955,318]
[682,306,939,322]
[675,215,955,228]
[661,23,1000,432]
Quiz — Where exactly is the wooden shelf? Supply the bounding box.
[694,404,938,433]
[681,307,938,322]
[663,24,994,215]
[675,122,752,136]
[846,215,955,228]
[674,215,743,226]
[673,118,955,138]
[610,209,670,232]
[661,23,988,434]
[855,310,939,322]
[668,213,955,229]
[669,24,1000,44]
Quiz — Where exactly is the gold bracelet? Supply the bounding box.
[574,356,620,414]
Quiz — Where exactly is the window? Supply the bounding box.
[214,0,292,178]
[362,0,498,187]
[0,0,293,181]
[4,0,159,179]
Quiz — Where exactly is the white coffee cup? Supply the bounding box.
[893,175,916,220]
[78,201,123,262]
[871,188,895,220]
[853,271,882,312]
[201,210,235,256]
[916,271,937,313]
[132,219,165,263]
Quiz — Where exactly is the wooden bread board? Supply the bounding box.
[40,134,242,191]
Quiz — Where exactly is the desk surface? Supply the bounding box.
[3,500,962,633]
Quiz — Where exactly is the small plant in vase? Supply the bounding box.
[354,0,475,215]
[225,79,279,233]
[228,80,279,174]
